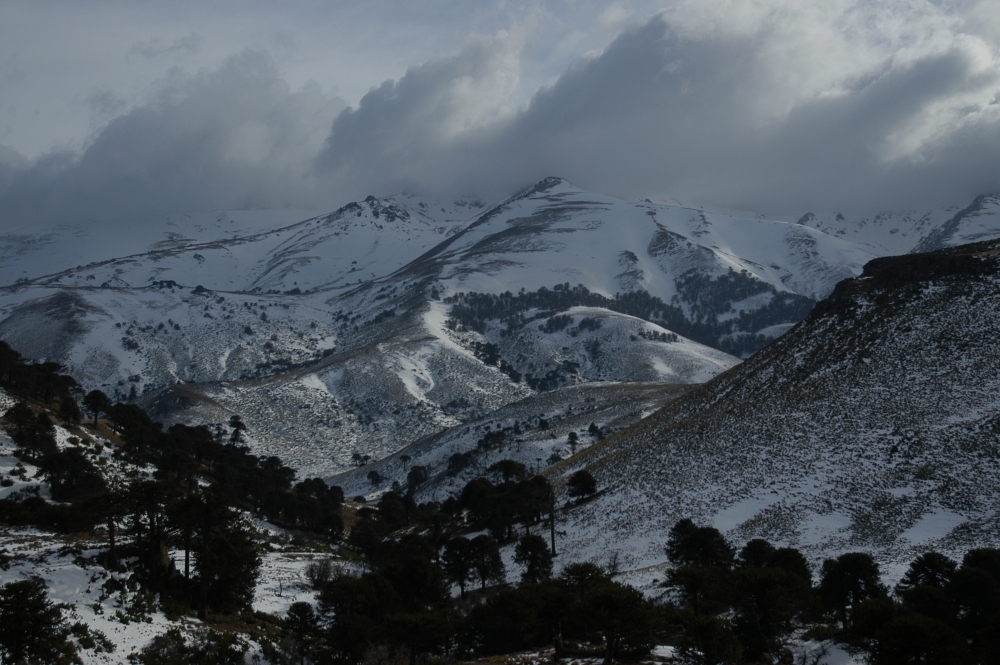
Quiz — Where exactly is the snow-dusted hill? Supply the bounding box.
[330,381,694,500]
[793,193,1000,256]
[0,196,482,293]
[543,239,1000,580]
[1,178,999,476]
[411,178,875,301]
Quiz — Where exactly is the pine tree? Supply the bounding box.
[0,577,80,664]
[514,534,552,584]
[228,415,246,446]
[567,470,597,499]
[442,537,473,597]
[470,534,505,590]
[83,389,111,429]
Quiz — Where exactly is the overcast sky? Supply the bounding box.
[1,0,999,228]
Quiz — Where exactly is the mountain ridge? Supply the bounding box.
[539,238,1000,580]
[1,179,1000,479]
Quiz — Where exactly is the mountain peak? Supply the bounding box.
[515,176,576,199]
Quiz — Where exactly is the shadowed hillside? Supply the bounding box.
[554,239,1000,578]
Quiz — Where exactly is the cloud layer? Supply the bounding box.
[0,51,344,227]
[317,1,1000,213]
[2,1,999,227]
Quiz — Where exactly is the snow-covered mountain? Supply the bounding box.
[1,178,998,477]
[0,196,483,293]
[792,193,1000,255]
[539,239,1000,580]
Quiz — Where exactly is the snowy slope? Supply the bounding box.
[791,194,1000,256]
[544,240,1000,579]
[142,299,736,478]
[0,408,340,663]
[2,178,999,477]
[332,381,693,501]
[911,194,1000,253]
[404,178,876,302]
[791,209,950,255]
[1,196,481,294]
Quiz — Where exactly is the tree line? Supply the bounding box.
[0,343,348,662]
[443,279,815,359]
[1,342,997,664]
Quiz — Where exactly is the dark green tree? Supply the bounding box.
[46,447,107,502]
[666,518,735,568]
[847,597,900,651]
[0,577,80,665]
[737,538,776,568]
[870,614,968,665]
[489,460,527,485]
[665,565,730,617]
[567,469,597,499]
[3,401,33,437]
[895,551,957,593]
[819,552,887,628]
[266,601,321,665]
[675,615,741,665]
[192,489,261,618]
[731,566,812,660]
[318,572,401,663]
[470,534,506,590]
[515,534,552,584]
[947,565,1000,637]
[406,465,428,493]
[83,389,111,428]
[58,395,82,424]
[228,415,246,446]
[588,582,656,665]
[442,536,474,597]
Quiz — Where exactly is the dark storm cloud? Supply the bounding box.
[0,51,344,227]
[1,7,998,229]
[316,13,1000,213]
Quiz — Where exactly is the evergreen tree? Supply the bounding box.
[666,518,735,568]
[406,465,429,493]
[268,602,321,665]
[869,614,968,665]
[895,551,957,593]
[470,534,506,590]
[83,389,111,428]
[514,534,553,584]
[819,552,887,628]
[567,469,597,499]
[228,415,246,446]
[3,401,33,437]
[588,582,656,665]
[675,615,741,665]
[46,447,107,502]
[192,489,262,618]
[489,459,527,485]
[0,577,80,665]
[442,536,474,597]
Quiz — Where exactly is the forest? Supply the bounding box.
[0,340,998,664]
[443,277,815,360]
